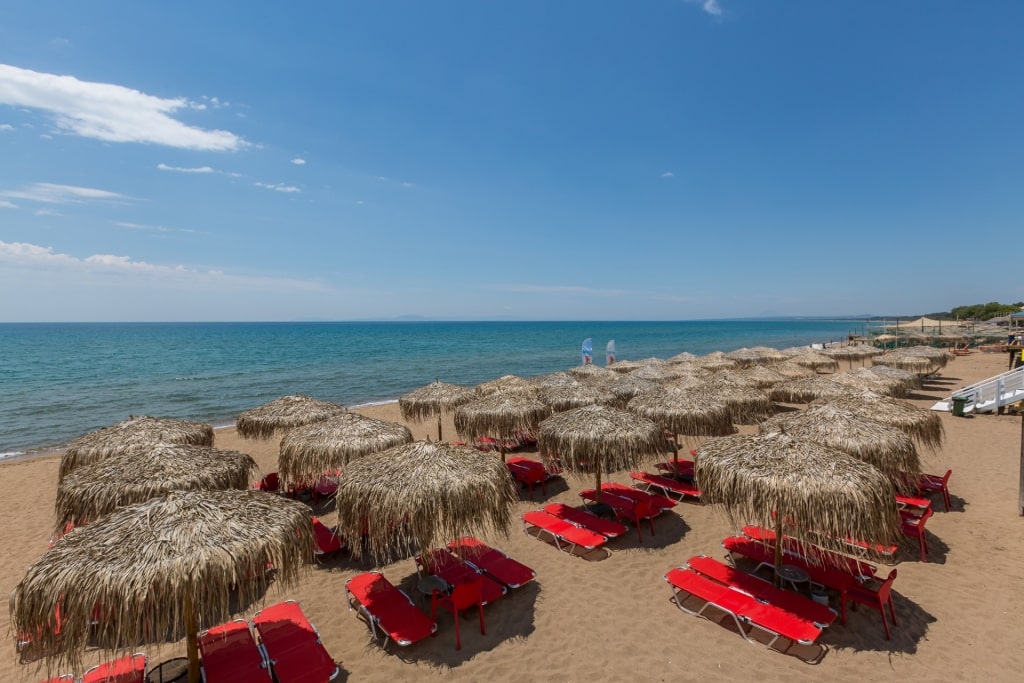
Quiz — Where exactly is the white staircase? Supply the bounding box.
[931,365,1024,414]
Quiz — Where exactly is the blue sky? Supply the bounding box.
[1,1,1021,322]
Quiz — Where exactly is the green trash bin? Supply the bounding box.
[951,395,970,417]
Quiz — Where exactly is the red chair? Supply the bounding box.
[199,619,272,682]
[839,569,898,639]
[918,469,952,512]
[253,472,281,493]
[82,652,147,683]
[312,517,345,557]
[431,576,485,650]
[901,507,933,562]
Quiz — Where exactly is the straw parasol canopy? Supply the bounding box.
[601,375,661,407]
[398,379,475,440]
[693,352,738,371]
[474,374,538,398]
[871,353,938,376]
[536,404,665,501]
[59,416,214,482]
[812,393,945,449]
[334,440,517,565]
[865,365,922,391]
[788,351,839,373]
[454,394,552,459]
[828,369,904,397]
[695,431,900,575]
[568,364,616,382]
[235,395,346,440]
[537,383,616,413]
[773,360,816,379]
[769,376,853,404]
[627,387,736,442]
[759,404,922,490]
[55,444,259,531]
[725,346,788,368]
[732,365,787,389]
[11,489,314,683]
[530,372,581,389]
[278,413,414,487]
[691,377,775,425]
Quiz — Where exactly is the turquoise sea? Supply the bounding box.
[0,320,864,457]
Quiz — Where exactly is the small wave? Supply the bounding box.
[0,450,26,459]
[349,399,400,409]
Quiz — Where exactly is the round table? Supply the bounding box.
[776,564,810,592]
[417,574,449,601]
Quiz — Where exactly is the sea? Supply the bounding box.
[0,320,866,458]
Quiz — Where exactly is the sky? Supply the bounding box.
[1,1,1022,322]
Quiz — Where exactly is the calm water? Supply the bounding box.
[0,320,862,456]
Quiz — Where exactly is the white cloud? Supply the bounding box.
[0,64,248,151]
[0,123,12,131]
[291,157,306,165]
[157,163,214,174]
[0,239,325,291]
[0,199,17,209]
[661,171,674,178]
[255,182,300,193]
[34,208,62,216]
[117,221,195,234]
[0,182,126,204]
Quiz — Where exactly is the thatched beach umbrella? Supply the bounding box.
[725,346,788,368]
[536,404,664,503]
[759,404,922,489]
[769,376,853,404]
[788,351,839,373]
[474,374,537,398]
[812,393,945,449]
[627,387,736,473]
[454,394,552,460]
[872,353,938,376]
[773,360,816,380]
[732,365,787,389]
[55,444,259,531]
[693,352,738,372]
[530,372,580,389]
[691,377,775,425]
[11,489,313,683]
[568,364,615,382]
[334,440,517,565]
[236,395,346,440]
[59,416,214,482]
[828,369,904,397]
[398,380,475,440]
[865,365,922,391]
[538,383,617,413]
[278,413,413,488]
[696,431,900,579]
[601,375,661,407]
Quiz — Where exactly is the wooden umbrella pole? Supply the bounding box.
[595,467,603,504]
[184,592,200,683]
[773,520,784,588]
[437,415,443,442]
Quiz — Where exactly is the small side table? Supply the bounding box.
[417,574,449,601]
[776,564,810,593]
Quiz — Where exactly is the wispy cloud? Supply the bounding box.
[0,182,127,205]
[686,0,723,16]
[492,284,626,297]
[0,123,12,131]
[0,199,17,209]
[661,171,674,178]
[157,163,214,174]
[0,64,248,151]
[117,221,195,234]
[0,240,326,291]
[34,208,62,216]
[291,157,306,165]
[255,182,300,193]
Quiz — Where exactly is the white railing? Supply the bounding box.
[931,365,1024,413]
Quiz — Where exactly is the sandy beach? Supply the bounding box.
[4,350,1024,682]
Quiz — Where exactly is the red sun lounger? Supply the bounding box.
[447,537,537,589]
[82,653,147,683]
[344,571,438,648]
[630,471,702,502]
[685,555,836,629]
[665,568,826,659]
[199,619,272,683]
[312,516,345,557]
[522,510,607,555]
[543,503,628,539]
[416,549,507,605]
[252,600,339,683]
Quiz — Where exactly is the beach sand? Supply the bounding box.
[3,351,1024,681]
